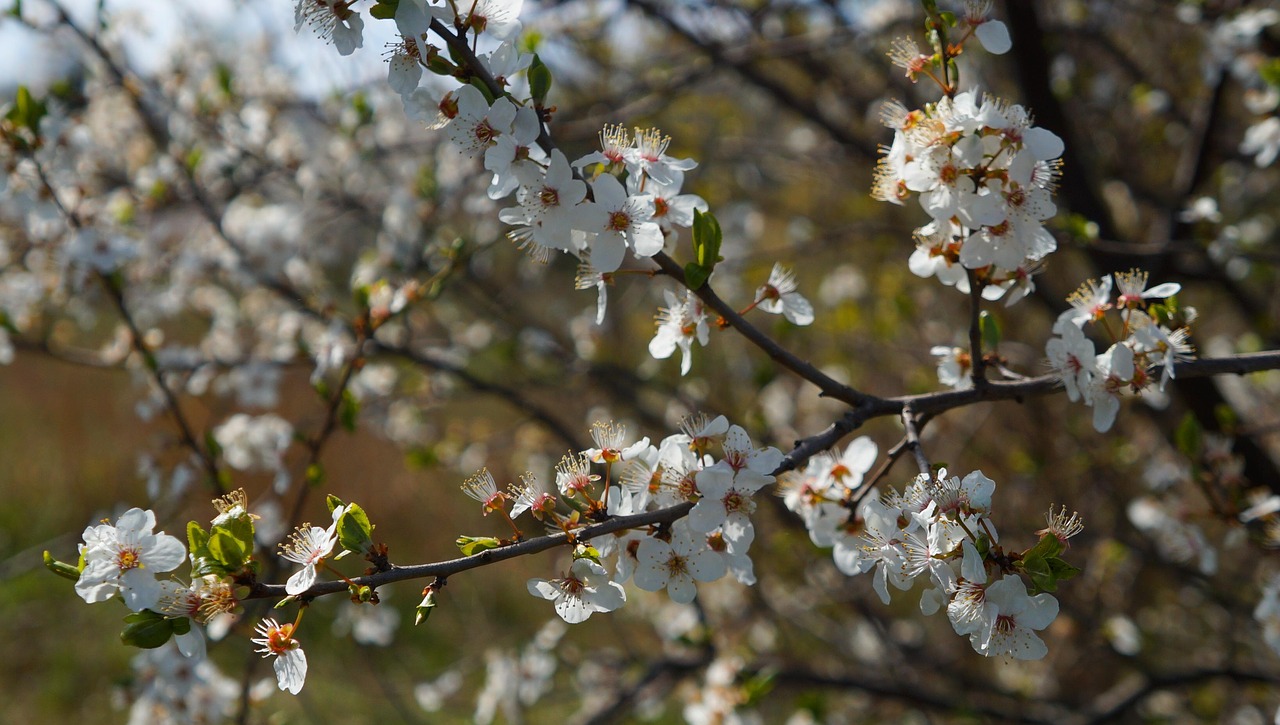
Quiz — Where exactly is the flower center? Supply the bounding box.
[607,210,632,232]
[723,491,752,515]
[266,623,296,655]
[116,547,142,571]
[665,553,689,576]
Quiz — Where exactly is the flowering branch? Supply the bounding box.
[246,502,695,600]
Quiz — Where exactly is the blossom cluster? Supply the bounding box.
[1045,270,1194,432]
[380,0,817,376]
[64,490,376,699]
[781,437,1080,660]
[872,89,1065,305]
[454,416,779,623]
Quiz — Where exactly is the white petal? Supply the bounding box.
[555,594,591,623]
[666,574,697,604]
[119,569,163,611]
[975,21,1012,55]
[275,649,308,694]
[527,579,561,602]
[286,566,317,596]
[146,533,188,572]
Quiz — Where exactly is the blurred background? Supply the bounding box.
[3,0,1280,722]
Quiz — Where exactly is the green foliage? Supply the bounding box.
[42,551,81,581]
[528,53,552,106]
[5,86,47,135]
[339,390,360,433]
[979,310,1000,352]
[456,535,502,556]
[188,514,255,578]
[120,610,182,649]
[369,0,399,19]
[1020,533,1080,594]
[336,502,375,557]
[1174,412,1201,459]
[414,588,438,626]
[685,209,723,289]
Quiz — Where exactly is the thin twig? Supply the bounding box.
[901,404,931,476]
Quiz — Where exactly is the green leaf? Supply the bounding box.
[468,76,496,105]
[414,589,438,626]
[204,431,222,459]
[1261,58,1280,89]
[573,544,602,564]
[1023,555,1056,593]
[43,551,81,581]
[405,446,439,468]
[353,284,371,310]
[216,513,255,553]
[206,529,248,571]
[691,209,723,269]
[186,522,220,576]
[1174,413,1201,459]
[120,610,176,649]
[1214,404,1238,435]
[307,463,326,487]
[528,53,552,105]
[339,390,360,433]
[1025,532,1066,561]
[369,0,399,19]
[456,535,502,556]
[337,502,374,556]
[741,669,776,707]
[7,85,47,134]
[326,494,346,516]
[1047,557,1081,582]
[187,521,209,554]
[684,262,711,290]
[979,310,1000,351]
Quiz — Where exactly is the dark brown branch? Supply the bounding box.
[650,252,872,407]
[246,502,695,599]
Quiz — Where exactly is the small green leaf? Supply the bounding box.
[206,529,248,571]
[326,494,346,516]
[1025,532,1066,561]
[468,76,496,105]
[1047,557,1081,582]
[204,432,222,459]
[573,544,601,564]
[691,209,723,270]
[187,522,220,576]
[43,551,81,581]
[307,463,326,487]
[339,391,360,433]
[684,262,711,290]
[455,535,502,556]
[980,310,1001,351]
[1174,413,1201,459]
[528,53,552,105]
[353,284,371,310]
[337,502,374,557]
[741,670,776,707]
[1261,58,1280,89]
[1023,555,1056,593]
[121,610,175,649]
[1214,404,1238,435]
[415,589,438,626]
[369,0,399,19]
